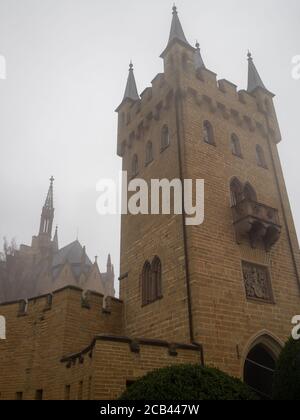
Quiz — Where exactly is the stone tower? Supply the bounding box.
[116,6,300,395]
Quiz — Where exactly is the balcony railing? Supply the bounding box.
[232,199,281,251]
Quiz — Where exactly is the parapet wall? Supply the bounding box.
[60,335,203,400]
[117,42,281,159]
[0,286,124,400]
[0,286,202,400]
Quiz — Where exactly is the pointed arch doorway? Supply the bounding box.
[243,333,283,400]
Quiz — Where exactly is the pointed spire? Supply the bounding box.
[53,226,59,252]
[247,51,267,93]
[168,5,189,45]
[161,6,193,58]
[194,41,206,70]
[39,177,55,237]
[123,62,139,102]
[45,176,54,210]
[107,254,112,272]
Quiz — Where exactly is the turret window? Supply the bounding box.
[142,257,162,306]
[231,134,242,158]
[256,145,268,169]
[203,121,215,145]
[161,125,170,151]
[230,177,243,207]
[145,141,153,166]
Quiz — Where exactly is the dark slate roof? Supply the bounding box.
[52,240,92,268]
[160,6,194,58]
[123,63,139,101]
[247,52,266,92]
[168,5,189,46]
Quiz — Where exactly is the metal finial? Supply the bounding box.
[247,50,252,60]
[50,176,55,185]
[195,40,200,50]
[129,61,133,71]
[172,4,177,14]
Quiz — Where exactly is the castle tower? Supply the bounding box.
[116,6,300,395]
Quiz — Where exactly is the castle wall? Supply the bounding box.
[119,73,191,342]
[172,47,300,377]
[0,286,201,400]
[62,338,202,401]
[0,287,123,400]
[116,41,300,379]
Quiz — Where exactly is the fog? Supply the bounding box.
[0,0,299,294]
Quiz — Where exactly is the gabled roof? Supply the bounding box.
[52,240,92,268]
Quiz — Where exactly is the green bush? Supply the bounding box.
[119,364,258,400]
[272,337,300,400]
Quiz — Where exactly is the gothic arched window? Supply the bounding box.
[256,145,268,169]
[244,344,276,399]
[142,257,162,306]
[142,261,151,306]
[151,256,162,301]
[203,120,215,145]
[231,134,242,158]
[131,154,139,178]
[161,125,170,151]
[145,141,153,166]
[230,177,243,207]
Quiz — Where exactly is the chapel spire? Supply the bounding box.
[53,226,59,252]
[38,177,55,238]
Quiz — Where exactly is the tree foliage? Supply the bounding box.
[119,364,258,401]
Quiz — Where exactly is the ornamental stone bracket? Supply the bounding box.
[232,199,281,251]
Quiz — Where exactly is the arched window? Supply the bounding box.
[243,183,257,202]
[230,177,243,207]
[231,134,242,158]
[151,256,162,301]
[244,344,276,399]
[256,145,268,169]
[142,261,151,306]
[203,121,215,145]
[145,141,153,166]
[142,257,162,306]
[161,125,170,151]
[131,154,139,177]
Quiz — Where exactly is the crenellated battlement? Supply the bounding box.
[0,285,123,319]
[117,57,281,158]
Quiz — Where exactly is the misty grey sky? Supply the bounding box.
[0,0,299,286]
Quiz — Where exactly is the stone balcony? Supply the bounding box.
[232,199,281,251]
